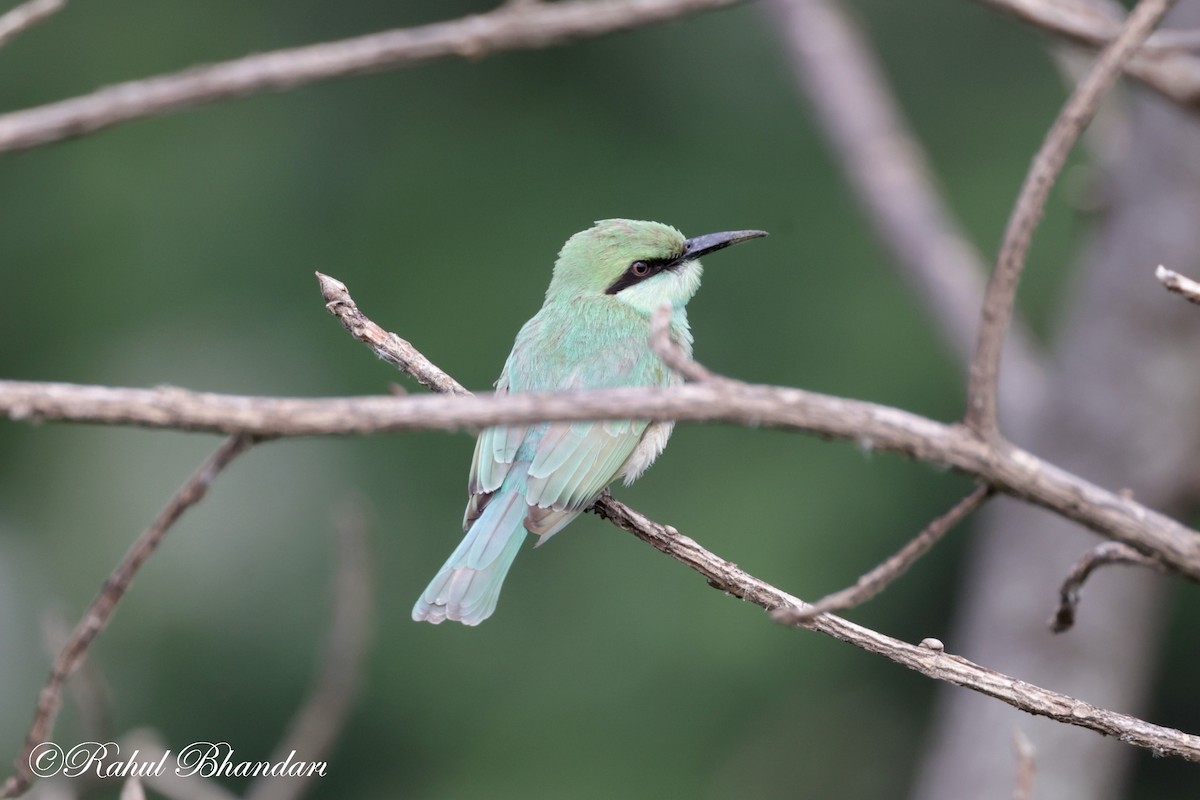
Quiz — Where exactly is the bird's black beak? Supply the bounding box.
[678,229,768,263]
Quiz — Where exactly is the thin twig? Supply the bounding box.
[649,304,714,382]
[317,273,1200,761]
[965,0,1178,439]
[765,0,1045,418]
[319,272,469,395]
[0,434,258,799]
[1049,541,1170,633]
[772,486,992,624]
[1012,727,1036,800]
[247,503,373,800]
[0,0,743,154]
[0,0,64,49]
[4,373,1200,580]
[1155,264,1200,304]
[40,611,112,745]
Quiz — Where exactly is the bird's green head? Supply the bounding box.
[547,219,767,314]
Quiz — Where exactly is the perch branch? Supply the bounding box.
[1156,264,1200,304]
[0,0,744,154]
[4,372,1200,579]
[966,0,1177,438]
[2,271,1199,770]
[1049,541,1171,633]
[324,272,1200,760]
[772,486,993,624]
[0,0,64,50]
[0,434,258,799]
[590,497,1200,759]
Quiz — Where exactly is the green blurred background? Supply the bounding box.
[0,0,1196,797]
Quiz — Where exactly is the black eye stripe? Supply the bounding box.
[604,255,678,295]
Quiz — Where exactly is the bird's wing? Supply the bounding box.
[526,418,648,506]
[521,344,671,541]
[463,372,526,530]
[465,312,674,541]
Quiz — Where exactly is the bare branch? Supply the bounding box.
[0,0,64,50]
[765,0,1045,417]
[1156,264,1200,304]
[591,495,1200,760]
[1012,727,1036,800]
[0,0,743,155]
[773,486,992,624]
[0,435,258,799]
[247,504,373,800]
[4,373,1200,580]
[977,0,1200,109]
[318,272,468,395]
[1049,541,1171,633]
[310,271,1200,758]
[966,0,1178,438]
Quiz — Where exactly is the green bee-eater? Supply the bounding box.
[412,219,767,625]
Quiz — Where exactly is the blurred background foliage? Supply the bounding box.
[0,0,1195,798]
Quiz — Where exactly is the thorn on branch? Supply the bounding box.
[1155,264,1200,305]
[771,485,992,624]
[1049,541,1171,633]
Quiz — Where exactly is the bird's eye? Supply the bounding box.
[631,261,650,277]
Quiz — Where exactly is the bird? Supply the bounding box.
[412,219,767,625]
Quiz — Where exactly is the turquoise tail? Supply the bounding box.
[412,489,528,625]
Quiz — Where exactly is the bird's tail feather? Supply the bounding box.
[412,489,528,626]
